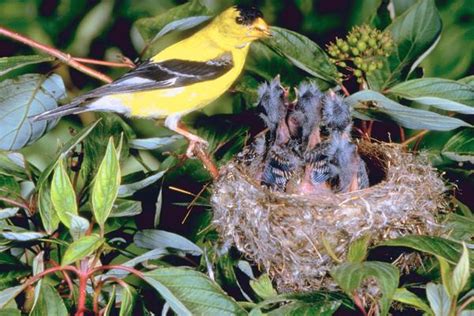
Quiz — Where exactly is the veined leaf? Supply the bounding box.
[263,26,338,84]
[379,236,474,267]
[0,152,28,179]
[92,137,120,229]
[250,274,277,300]
[50,158,77,228]
[0,55,54,76]
[346,235,371,263]
[0,285,25,309]
[393,288,433,315]
[30,283,68,316]
[36,119,101,189]
[379,0,442,88]
[134,229,202,255]
[1,231,45,241]
[0,74,66,150]
[426,283,451,316]
[143,267,246,316]
[110,199,142,217]
[331,261,399,316]
[442,129,474,163]
[69,214,90,241]
[346,90,470,131]
[61,234,104,266]
[119,283,137,316]
[0,253,21,266]
[0,208,18,220]
[134,0,209,42]
[452,243,470,296]
[118,170,165,198]
[38,184,60,234]
[267,300,341,316]
[129,135,183,150]
[105,249,167,279]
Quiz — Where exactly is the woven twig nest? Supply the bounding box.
[211,140,447,292]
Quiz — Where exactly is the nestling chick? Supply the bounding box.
[258,76,290,145]
[323,90,352,135]
[297,82,324,149]
[257,76,298,191]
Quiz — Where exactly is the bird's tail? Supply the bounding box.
[31,101,89,122]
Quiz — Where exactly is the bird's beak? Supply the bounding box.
[254,17,272,37]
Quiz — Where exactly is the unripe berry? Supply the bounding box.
[357,41,367,51]
[368,38,377,48]
[369,62,377,71]
[354,69,362,77]
[354,57,363,66]
[351,48,360,56]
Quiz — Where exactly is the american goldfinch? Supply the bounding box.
[32,6,271,155]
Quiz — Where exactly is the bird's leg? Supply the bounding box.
[164,114,208,157]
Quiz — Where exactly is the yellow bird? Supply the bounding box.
[33,5,270,155]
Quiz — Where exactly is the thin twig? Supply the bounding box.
[88,265,145,279]
[0,26,112,83]
[73,57,135,69]
[401,130,429,147]
[194,145,219,179]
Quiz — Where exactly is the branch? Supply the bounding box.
[88,265,145,279]
[401,130,429,147]
[194,146,219,180]
[0,25,112,83]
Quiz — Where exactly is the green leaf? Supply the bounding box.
[250,274,277,300]
[0,253,21,266]
[268,300,341,316]
[38,183,60,234]
[0,74,66,150]
[0,269,30,291]
[50,158,77,228]
[381,0,442,88]
[0,55,54,76]
[118,170,165,198]
[393,288,433,315]
[110,199,142,218]
[0,208,18,220]
[437,256,454,298]
[134,0,209,42]
[143,267,246,316]
[134,229,202,256]
[0,175,20,200]
[347,235,371,263]
[0,285,25,309]
[106,249,167,279]
[1,231,45,241]
[0,308,20,316]
[149,16,211,44]
[61,234,104,266]
[346,90,470,131]
[0,152,28,179]
[129,135,183,150]
[103,286,116,316]
[426,283,451,316]
[92,137,120,229]
[263,26,338,83]
[388,78,474,114]
[442,129,474,163]
[452,243,470,296]
[379,236,474,267]
[30,283,68,316]
[119,284,137,316]
[331,261,399,316]
[69,214,90,241]
[36,119,101,189]
[459,75,474,86]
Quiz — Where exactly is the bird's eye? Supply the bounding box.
[236,17,244,24]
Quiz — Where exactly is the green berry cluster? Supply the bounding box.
[326,25,394,83]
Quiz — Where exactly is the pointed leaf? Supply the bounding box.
[61,234,104,266]
[38,183,60,234]
[134,229,202,255]
[118,170,165,198]
[110,199,142,217]
[452,243,470,296]
[92,137,120,228]
[426,283,451,316]
[119,284,137,316]
[0,55,54,76]
[380,236,474,267]
[347,235,371,263]
[143,267,246,316]
[1,231,45,241]
[442,129,474,163]
[250,274,277,300]
[50,158,77,228]
[263,26,338,83]
[346,90,470,131]
[0,208,18,220]
[0,152,28,179]
[105,249,167,279]
[69,214,90,241]
[0,285,25,309]
[30,283,68,316]
[331,261,399,316]
[0,74,66,150]
[393,288,433,315]
[129,135,183,150]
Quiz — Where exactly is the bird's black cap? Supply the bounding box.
[234,5,263,25]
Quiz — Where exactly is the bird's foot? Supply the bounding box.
[185,134,208,158]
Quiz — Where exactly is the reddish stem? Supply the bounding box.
[194,146,219,179]
[73,57,135,69]
[25,265,79,288]
[399,126,406,143]
[88,265,145,279]
[0,26,112,83]
[340,83,350,96]
[49,260,75,299]
[353,292,368,316]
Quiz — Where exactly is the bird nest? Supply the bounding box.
[211,140,448,292]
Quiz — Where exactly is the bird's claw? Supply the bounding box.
[185,136,209,158]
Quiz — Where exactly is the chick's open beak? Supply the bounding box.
[254,17,272,37]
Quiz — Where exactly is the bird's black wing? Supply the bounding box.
[76,52,234,100]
